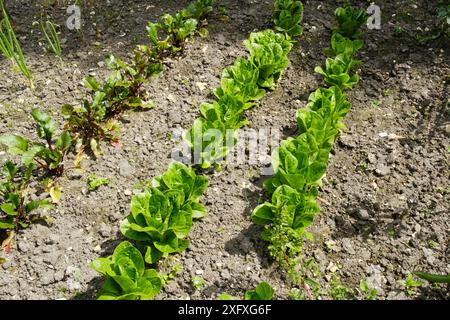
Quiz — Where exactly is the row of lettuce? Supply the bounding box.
[89,0,306,300]
[251,7,369,284]
[0,1,215,237]
[187,1,305,169]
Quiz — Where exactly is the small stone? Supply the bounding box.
[94,245,102,252]
[167,94,176,103]
[339,135,357,148]
[119,160,135,177]
[422,248,435,264]
[341,238,356,255]
[445,124,450,134]
[325,240,340,252]
[66,278,81,292]
[379,132,388,138]
[65,266,80,278]
[98,223,112,238]
[41,272,55,286]
[375,164,391,176]
[195,270,204,275]
[388,133,401,140]
[414,224,421,233]
[220,269,231,279]
[54,270,65,282]
[124,189,132,196]
[195,82,208,91]
[18,241,32,253]
[357,209,370,220]
[366,265,384,292]
[367,153,377,164]
[326,262,339,273]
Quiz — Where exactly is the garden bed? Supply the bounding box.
[0,0,448,300]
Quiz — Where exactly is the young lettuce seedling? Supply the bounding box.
[314,53,362,90]
[91,241,163,300]
[218,282,275,300]
[87,174,110,191]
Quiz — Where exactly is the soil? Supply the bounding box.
[0,0,449,300]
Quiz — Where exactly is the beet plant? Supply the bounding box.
[147,0,214,53]
[0,110,72,177]
[63,0,215,157]
[0,161,53,233]
[63,49,163,157]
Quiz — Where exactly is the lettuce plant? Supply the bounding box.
[252,6,367,280]
[244,30,293,90]
[252,185,319,270]
[253,88,355,277]
[120,162,208,263]
[147,13,198,54]
[183,0,215,20]
[265,87,350,193]
[315,8,367,90]
[214,58,265,104]
[186,29,297,169]
[314,53,362,89]
[186,94,247,168]
[334,6,369,39]
[0,110,72,177]
[273,0,304,38]
[325,32,364,57]
[87,174,110,191]
[0,161,53,231]
[91,241,163,300]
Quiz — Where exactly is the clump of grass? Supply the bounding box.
[0,0,33,84]
[40,19,62,58]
